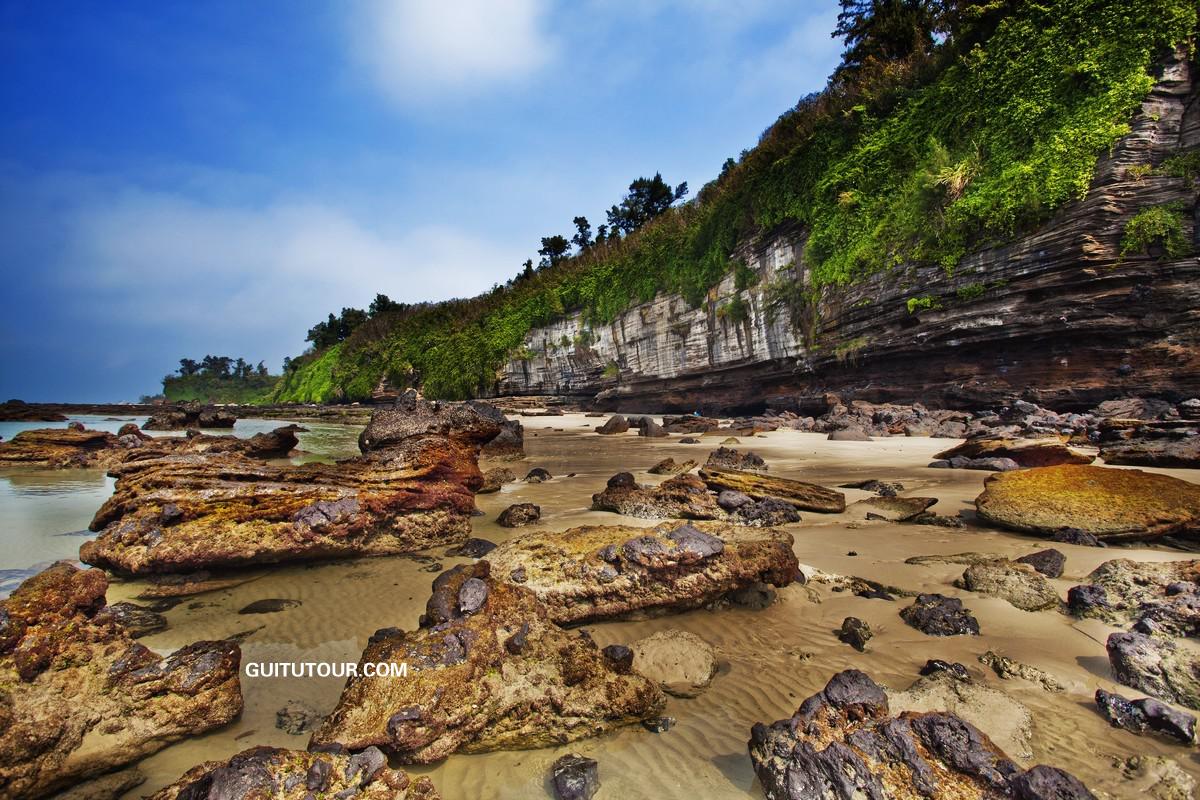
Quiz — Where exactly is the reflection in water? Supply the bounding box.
[0,417,364,587]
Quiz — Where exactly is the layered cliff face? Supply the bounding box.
[498,51,1199,414]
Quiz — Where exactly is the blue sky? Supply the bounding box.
[0,0,842,402]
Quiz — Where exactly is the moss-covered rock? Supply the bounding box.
[309,563,665,762]
[935,438,1094,468]
[697,467,846,513]
[0,563,242,800]
[485,521,797,624]
[975,465,1200,542]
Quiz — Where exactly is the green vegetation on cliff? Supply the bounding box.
[276,0,1197,403]
[162,354,278,403]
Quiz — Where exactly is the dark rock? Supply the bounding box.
[238,598,301,615]
[679,437,700,444]
[837,617,872,651]
[102,601,167,638]
[447,537,497,558]
[735,496,802,526]
[1096,688,1196,744]
[551,753,600,800]
[1009,765,1097,800]
[639,419,668,437]
[457,577,489,614]
[496,503,541,528]
[715,489,753,511]
[900,593,981,636]
[1051,528,1105,547]
[920,660,970,681]
[1016,549,1066,578]
[595,415,630,435]
[525,467,553,483]
[641,716,676,733]
[1107,631,1200,710]
[601,644,634,673]
[1066,584,1110,617]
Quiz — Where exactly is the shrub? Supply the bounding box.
[1121,204,1189,259]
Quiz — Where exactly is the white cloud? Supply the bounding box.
[348,0,556,107]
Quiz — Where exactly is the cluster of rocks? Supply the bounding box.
[1060,558,1200,745]
[0,562,243,800]
[147,746,441,800]
[484,520,798,623]
[0,421,301,469]
[590,463,843,525]
[929,436,1094,471]
[594,414,668,437]
[143,402,236,430]
[748,669,1095,799]
[79,392,508,574]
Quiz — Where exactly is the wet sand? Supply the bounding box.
[34,412,1198,797]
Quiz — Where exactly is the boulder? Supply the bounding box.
[596,415,630,435]
[1015,548,1066,578]
[146,746,441,800]
[827,428,871,441]
[704,447,768,472]
[525,467,553,483]
[478,467,516,493]
[935,438,1094,468]
[1108,631,1200,710]
[591,473,723,520]
[958,560,1061,612]
[974,465,1200,542]
[100,601,167,637]
[639,419,669,437]
[697,467,846,513]
[496,503,540,528]
[309,563,665,761]
[550,754,599,800]
[662,415,720,434]
[485,521,797,624]
[0,563,242,800]
[1095,688,1196,745]
[900,593,981,636]
[837,617,872,651]
[748,670,1093,800]
[630,629,718,697]
[446,538,498,558]
[732,496,802,527]
[80,400,504,574]
[839,479,904,496]
[647,457,697,475]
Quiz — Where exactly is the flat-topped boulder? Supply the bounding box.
[957,560,1061,612]
[484,521,798,624]
[697,466,846,513]
[704,447,768,472]
[748,670,1094,800]
[935,437,1094,468]
[147,746,441,800]
[80,398,505,575]
[975,464,1200,542]
[1068,559,1199,632]
[309,563,664,762]
[0,563,243,800]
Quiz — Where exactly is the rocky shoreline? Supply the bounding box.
[0,394,1198,798]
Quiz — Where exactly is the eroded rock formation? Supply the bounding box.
[484,521,798,623]
[0,563,242,800]
[309,562,665,761]
[79,394,504,574]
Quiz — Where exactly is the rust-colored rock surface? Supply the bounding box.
[0,563,242,800]
[697,467,846,513]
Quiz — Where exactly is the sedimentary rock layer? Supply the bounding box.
[485,521,798,623]
[309,563,665,762]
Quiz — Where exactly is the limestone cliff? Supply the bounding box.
[497,51,1199,414]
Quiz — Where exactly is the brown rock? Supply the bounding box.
[309,563,664,762]
[935,437,1094,468]
[485,521,797,623]
[0,563,242,800]
[147,746,441,799]
[591,473,723,520]
[698,467,846,513]
[496,503,540,528]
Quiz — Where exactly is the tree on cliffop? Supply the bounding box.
[605,173,688,235]
[538,235,571,268]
